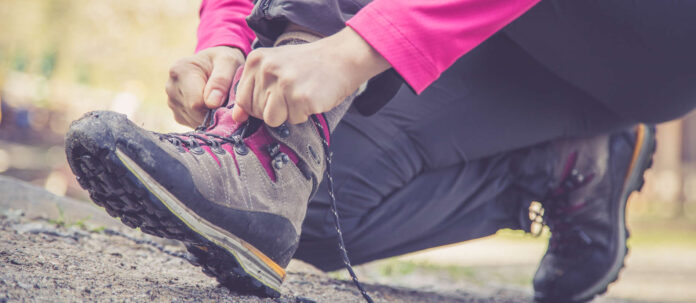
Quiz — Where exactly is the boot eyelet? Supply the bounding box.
[273,158,284,169]
[234,143,249,155]
[273,153,290,169]
[274,124,290,138]
[190,146,205,155]
[211,142,226,155]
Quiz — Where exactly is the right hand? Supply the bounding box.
[165,46,245,128]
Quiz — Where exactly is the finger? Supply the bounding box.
[169,102,196,128]
[287,91,311,125]
[287,112,309,125]
[203,56,240,109]
[250,73,269,119]
[167,88,193,127]
[263,92,288,127]
[232,105,250,122]
[165,78,182,103]
[235,65,255,117]
[167,95,182,114]
[179,72,207,111]
[185,107,207,126]
[176,73,207,126]
[228,66,245,105]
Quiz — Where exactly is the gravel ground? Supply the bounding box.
[0,176,533,302]
[0,211,534,303]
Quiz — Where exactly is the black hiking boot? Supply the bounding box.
[533,124,656,302]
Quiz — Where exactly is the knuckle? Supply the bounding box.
[165,80,174,95]
[277,77,291,89]
[168,67,179,80]
[260,60,277,73]
[169,58,191,77]
[165,80,181,97]
[246,52,261,65]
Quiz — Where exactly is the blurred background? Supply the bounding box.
[1,0,694,302]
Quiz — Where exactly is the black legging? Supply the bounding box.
[246,0,696,269]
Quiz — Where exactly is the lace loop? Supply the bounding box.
[533,154,596,253]
[157,110,249,153]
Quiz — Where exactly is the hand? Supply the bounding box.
[232,27,390,126]
[166,46,245,128]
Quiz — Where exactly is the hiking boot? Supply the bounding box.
[532,124,656,302]
[65,31,356,298]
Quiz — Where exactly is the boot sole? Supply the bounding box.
[67,142,284,298]
[537,124,656,302]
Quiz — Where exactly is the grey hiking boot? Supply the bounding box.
[532,124,656,302]
[65,31,358,298]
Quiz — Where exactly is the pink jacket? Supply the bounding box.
[197,0,540,94]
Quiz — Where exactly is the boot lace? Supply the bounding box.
[531,152,595,254]
[311,115,374,303]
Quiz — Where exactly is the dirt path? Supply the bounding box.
[0,176,534,302]
[3,213,515,303]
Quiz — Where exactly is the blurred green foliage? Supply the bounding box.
[0,0,201,106]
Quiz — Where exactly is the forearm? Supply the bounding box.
[197,0,256,54]
[346,0,541,93]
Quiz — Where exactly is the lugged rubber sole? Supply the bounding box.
[67,142,284,298]
[535,124,657,303]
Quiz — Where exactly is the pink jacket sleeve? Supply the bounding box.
[196,0,256,54]
[346,0,541,94]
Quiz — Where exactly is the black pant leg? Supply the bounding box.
[504,0,696,123]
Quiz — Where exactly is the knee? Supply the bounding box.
[606,79,696,124]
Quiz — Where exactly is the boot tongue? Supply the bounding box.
[203,66,247,137]
[204,107,241,137]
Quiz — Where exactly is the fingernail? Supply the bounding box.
[207,90,223,107]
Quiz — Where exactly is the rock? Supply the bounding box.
[0,175,122,230]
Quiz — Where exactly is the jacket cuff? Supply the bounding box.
[196,32,252,54]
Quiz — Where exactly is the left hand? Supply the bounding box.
[232,27,390,126]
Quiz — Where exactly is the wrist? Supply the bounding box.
[214,46,246,58]
[199,45,246,60]
[322,27,391,84]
